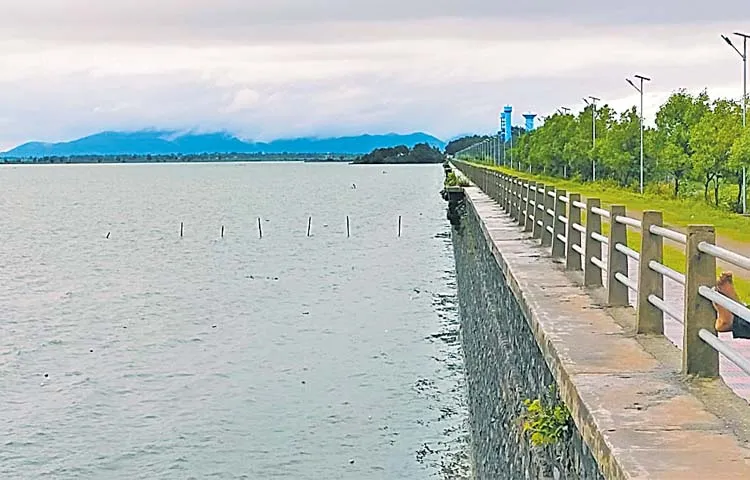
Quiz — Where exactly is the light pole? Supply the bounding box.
[627,74,651,194]
[583,96,600,181]
[722,32,749,214]
[556,108,570,177]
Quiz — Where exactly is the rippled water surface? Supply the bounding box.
[0,163,469,479]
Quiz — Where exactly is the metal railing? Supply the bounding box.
[454,161,750,380]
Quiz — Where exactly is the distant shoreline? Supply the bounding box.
[0,153,358,165]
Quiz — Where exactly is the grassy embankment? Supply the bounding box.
[468,162,750,300]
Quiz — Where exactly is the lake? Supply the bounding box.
[0,163,469,479]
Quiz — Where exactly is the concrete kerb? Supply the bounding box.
[460,185,750,479]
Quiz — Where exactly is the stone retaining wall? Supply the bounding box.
[452,190,603,480]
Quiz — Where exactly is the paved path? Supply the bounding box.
[602,248,750,402]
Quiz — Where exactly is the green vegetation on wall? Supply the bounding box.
[519,387,571,447]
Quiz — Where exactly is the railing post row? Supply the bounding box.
[683,225,719,377]
[637,211,664,335]
[584,198,603,287]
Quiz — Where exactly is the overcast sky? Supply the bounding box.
[0,1,749,149]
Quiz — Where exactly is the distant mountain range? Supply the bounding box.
[1,130,446,157]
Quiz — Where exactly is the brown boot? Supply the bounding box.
[714,272,740,332]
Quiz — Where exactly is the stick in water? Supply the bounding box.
[258,217,263,239]
[398,216,402,238]
[221,225,224,238]
[346,216,350,238]
[307,216,312,237]
[180,222,184,238]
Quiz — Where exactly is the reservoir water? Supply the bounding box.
[0,163,469,479]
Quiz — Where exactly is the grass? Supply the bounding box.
[465,161,750,301]
[473,162,750,244]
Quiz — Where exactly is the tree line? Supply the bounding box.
[458,90,750,212]
[353,143,445,164]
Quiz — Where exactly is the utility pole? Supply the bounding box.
[627,75,651,194]
[583,96,600,181]
[557,108,570,177]
[722,32,749,214]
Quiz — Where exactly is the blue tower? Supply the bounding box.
[523,113,537,132]
[503,106,513,142]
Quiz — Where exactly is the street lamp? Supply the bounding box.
[583,96,600,181]
[627,74,651,194]
[722,32,749,214]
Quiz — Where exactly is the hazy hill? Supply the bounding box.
[1,130,446,157]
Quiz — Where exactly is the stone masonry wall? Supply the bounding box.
[452,195,604,480]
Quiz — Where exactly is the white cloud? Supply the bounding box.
[0,1,748,149]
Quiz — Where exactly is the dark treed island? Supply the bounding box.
[353,143,445,164]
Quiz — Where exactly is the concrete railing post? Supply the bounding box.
[503,175,510,213]
[532,183,545,239]
[487,170,493,200]
[551,189,567,258]
[495,172,502,202]
[566,194,582,271]
[494,172,501,203]
[513,178,521,222]
[507,177,515,220]
[683,225,719,378]
[541,187,555,247]
[504,175,511,213]
[584,198,603,287]
[606,205,629,306]
[637,211,664,334]
[524,181,537,232]
[517,179,527,227]
[499,174,506,211]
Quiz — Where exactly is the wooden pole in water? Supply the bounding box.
[180,222,184,238]
[398,216,402,237]
[307,216,312,237]
[346,216,350,238]
[221,225,225,238]
[106,232,111,239]
[258,217,263,239]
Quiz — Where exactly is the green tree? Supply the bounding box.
[445,135,484,155]
[730,126,750,211]
[598,107,640,186]
[690,99,742,206]
[654,90,710,197]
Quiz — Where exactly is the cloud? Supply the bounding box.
[0,1,748,149]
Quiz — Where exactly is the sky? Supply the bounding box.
[0,1,749,149]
